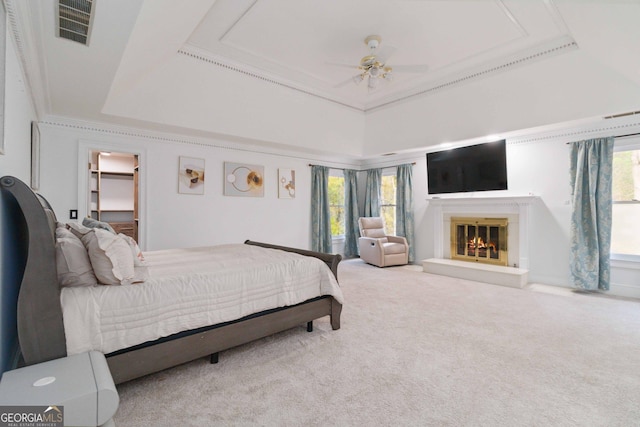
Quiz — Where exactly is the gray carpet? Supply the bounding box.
[113,260,640,426]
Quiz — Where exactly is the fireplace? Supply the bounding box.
[450,217,508,266]
[424,196,536,288]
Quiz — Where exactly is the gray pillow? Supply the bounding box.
[82,217,116,234]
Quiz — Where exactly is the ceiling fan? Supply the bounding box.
[331,35,429,91]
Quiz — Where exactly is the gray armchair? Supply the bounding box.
[358,217,409,267]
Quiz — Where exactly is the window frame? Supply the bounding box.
[380,168,397,235]
[611,136,640,263]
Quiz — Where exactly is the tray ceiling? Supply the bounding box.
[183,0,575,110]
[7,0,640,156]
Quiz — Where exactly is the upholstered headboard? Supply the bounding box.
[0,176,66,366]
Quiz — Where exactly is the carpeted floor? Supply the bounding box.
[113,259,640,426]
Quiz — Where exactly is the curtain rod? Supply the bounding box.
[308,162,415,170]
[565,132,640,144]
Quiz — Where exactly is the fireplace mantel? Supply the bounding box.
[426,195,539,270]
[426,195,538,207]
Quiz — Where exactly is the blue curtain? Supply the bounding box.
[396,164,415,263]
[343,169,360,258]
[311,165,332,253]
[364,168,382,217]
[569,137,614,291]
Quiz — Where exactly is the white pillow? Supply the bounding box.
[56,222,74,238]
[81,228,136,285]
[118,233,146,266]
[55,237,98,287]
[132,265,150,284]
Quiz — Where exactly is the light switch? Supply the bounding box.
[69,210,78,220]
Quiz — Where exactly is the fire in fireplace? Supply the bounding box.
[450,217,508,266]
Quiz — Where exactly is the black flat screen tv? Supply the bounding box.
[427,140,508,195]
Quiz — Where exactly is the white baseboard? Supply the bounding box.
[608,282,640,300]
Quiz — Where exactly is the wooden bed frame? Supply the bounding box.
[1,176,342,384]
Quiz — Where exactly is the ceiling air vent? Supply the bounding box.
[57,0,94,45]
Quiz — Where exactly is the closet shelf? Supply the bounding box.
[100,170,133,176]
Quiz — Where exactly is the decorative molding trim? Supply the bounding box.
[368,38,578,112]
[426,195,538,206]
[42,119,210,146]
[495,0,528,37]
[542,0,571,33]
[4,0,51,119]
[40,117,360,168]
[510,120,640,145]
[180,35,579,114]
[4,0,24,67]
[178,47,364,112]
[219,0,258,42]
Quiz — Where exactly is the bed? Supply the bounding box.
[0,175,343,384]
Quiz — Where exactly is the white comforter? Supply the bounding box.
[60,244,343,355]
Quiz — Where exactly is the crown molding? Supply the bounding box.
[367,36,578,113]
[38,111,640,172]
[39,116,362,168]
[509,113,640,145]
[4,0,52,119]
[178,45,365,112]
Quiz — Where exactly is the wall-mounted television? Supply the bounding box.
[426,140,508,195]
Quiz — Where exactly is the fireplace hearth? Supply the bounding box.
[450,217,508,266]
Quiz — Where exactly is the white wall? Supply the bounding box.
[0,28,33,180]
[103,52,368,158]
[364,51,640,157]
[0,26,38,373]
[505,139,573,285]
[38,122,359,252]
[32,111,640,320]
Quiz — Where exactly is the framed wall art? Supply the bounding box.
[278,168,295,199]
[178,156,205,195]
[224,162,264,197]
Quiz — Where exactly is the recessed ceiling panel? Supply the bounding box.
[189,1,526,85]
[185,0,573,110]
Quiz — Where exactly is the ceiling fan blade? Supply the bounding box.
[325,61,357,70]
[390,64,430,73]
[376,45,397,64]
[334,75,360,88]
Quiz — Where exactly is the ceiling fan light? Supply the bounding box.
[368,76,379,89]
[352,74,365,85]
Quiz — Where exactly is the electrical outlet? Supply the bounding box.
[69,210,78,220]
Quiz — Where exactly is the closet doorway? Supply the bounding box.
[89,151,139,241]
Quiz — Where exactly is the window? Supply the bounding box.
[328,168,397,237]
[328,172,345,237]
[380,171,397,235]
[611,146,640,258]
